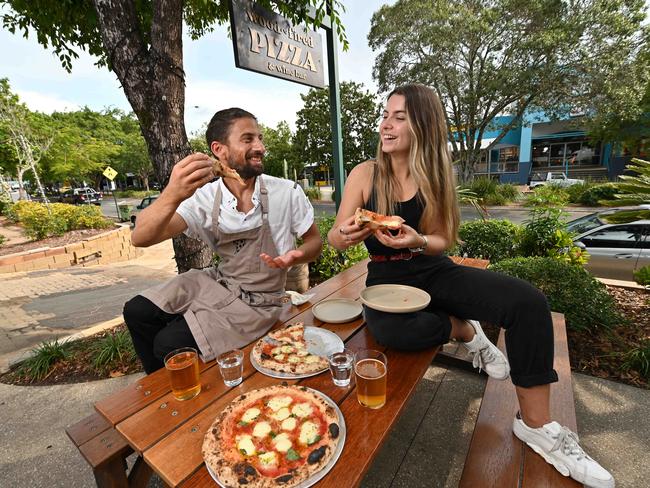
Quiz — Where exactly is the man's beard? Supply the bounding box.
[229,151,264,180]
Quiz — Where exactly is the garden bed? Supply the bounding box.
[0,225,109,256]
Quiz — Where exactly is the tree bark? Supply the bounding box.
[92,0,211,272]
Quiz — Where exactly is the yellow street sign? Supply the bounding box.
[103,166,118,181]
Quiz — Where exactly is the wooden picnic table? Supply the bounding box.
[90,256,486,487]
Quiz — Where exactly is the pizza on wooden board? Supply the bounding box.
[354,208,404,230]
[252,323,329,375]
[211,158,244,184]
[203,384,342,488]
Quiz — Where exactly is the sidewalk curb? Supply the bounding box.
[0,315,124,374]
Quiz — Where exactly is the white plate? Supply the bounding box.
[359,284,431,313]
[206,387,347,488]
[312,299,363,324]
[250,326,344,379]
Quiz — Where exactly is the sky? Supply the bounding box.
[0,1,390,134]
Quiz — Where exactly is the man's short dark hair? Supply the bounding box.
[205,108,257,150]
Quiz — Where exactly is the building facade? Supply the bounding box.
[469,114,616,183]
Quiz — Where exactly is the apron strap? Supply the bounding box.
[258,175,269,222]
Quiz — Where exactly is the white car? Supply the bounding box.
[568,206,650,281]
[529,172,584,188]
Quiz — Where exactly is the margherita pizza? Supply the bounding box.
[203,385,342,488]
[354,207,404,230]
[211,158,244,184]
[252,323,329,375]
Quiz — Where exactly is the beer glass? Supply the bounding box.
[354,349,387,409]
[164,347,201,401]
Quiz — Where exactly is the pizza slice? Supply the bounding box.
[211,158,244,184]
[253,323,329,375]
[354,207,405,230]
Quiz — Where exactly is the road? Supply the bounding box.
[101,196,141,219]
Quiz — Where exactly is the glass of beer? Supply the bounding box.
[164,347,201,401]
[354,349,387,409]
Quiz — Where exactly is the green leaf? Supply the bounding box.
[286,448,301,461]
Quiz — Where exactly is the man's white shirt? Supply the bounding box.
[176,175,314,255]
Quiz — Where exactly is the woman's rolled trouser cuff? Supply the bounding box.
[510,369,559,388]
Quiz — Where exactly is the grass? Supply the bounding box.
[16,339,70,381]
[622,341,650,379]
[112,190,159,199]
[91,328,137,371]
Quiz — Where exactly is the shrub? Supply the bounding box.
[457,219,521,262]
[490,257,623,332]
[0,190,11,215]
[525,185,569,207]
[17,339,70,381]
[633,265,650,286]
[519,207,588,266]
[565,181,594,204]
[303,187,321,201]
[579,183,618,206]
[113,190,159,198]
[0,233,5,246]
[310,216,368,281]
[7,201,112,240]
[496,183,520,201]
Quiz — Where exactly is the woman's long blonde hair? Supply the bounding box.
[374,84,459,245]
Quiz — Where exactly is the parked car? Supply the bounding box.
[129,195,158,224]
[529,172,584,188]
[567,206,650,281]
[60,188,103,205]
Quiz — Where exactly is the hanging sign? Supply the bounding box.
[228,0,325,88]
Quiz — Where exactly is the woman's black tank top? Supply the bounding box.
[363,166,424,256]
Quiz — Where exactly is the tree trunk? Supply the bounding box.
[93,0,211,273]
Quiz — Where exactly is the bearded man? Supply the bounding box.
[123,108,322,373]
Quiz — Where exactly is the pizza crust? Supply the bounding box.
[211,158,244,184]
[203,385,341,488]
[354,207,404,230]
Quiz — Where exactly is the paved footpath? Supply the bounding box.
[0,240,176,371]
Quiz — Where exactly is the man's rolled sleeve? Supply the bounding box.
[290,185,315,237]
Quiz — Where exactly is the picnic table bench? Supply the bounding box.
[67,256,580,487]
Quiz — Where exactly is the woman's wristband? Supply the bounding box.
[409,234,428,253]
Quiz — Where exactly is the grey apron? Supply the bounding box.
[140,176,287,361]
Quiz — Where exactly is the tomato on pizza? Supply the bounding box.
[354,208,404,231]
[252,323,329,375]
[203,385,342,488]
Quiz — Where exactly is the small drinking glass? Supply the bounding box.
[328,348,354,387]
[217,349,244,387]
[164,347,201,401]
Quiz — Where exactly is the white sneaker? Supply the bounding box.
[513,415,615,488]
[462,320,510,380]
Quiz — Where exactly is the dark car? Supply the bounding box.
[130,195,158,224]
[60,188,103,205]
[567,205,650,281]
